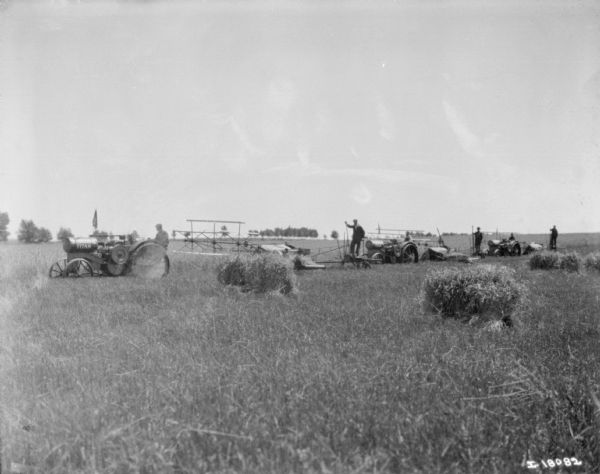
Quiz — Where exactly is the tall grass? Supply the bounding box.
[1,244,599,473]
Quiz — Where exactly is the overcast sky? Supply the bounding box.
[1,0,599,239]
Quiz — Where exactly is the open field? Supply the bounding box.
[1,240,600,473]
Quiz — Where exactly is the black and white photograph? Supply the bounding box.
[1,0,599,472]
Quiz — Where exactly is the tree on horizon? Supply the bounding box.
[57,227,74,240]
[260,226,319,238]
[0,211,9,242]
[18,220,53,243]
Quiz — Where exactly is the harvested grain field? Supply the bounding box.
[1,242,599,473]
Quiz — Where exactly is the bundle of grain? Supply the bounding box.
[217,254,297,295]
[528,251,561,270]
[584,251,600,272]
[216,257,247,287]
[420,264,525,325]
[246,254,296,294]
[528,251,581,273]
[558,251,581,273]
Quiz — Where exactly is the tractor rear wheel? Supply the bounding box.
[402,246,419,263]
[129,243,170,278]
[103,262,125,276]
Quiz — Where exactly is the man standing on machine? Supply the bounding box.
[345,219,365,257]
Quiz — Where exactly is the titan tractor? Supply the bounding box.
[49,234,169,278]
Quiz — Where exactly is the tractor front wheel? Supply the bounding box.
[66,258,94,277]
[49,259,68,278]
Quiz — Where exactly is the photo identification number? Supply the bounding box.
[526,457,582,469]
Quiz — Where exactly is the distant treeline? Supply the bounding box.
[258,227,319,238]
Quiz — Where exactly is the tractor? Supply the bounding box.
[487,238,522,257]
[364,238,419,264]
[49,234,169,278]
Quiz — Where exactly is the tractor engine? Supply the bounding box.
[62,237,99,253]
[365,239,385,250]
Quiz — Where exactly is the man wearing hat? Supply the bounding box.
[550,225,558,250]
[345,218,365,257]
[473,226,483,255]
[155,223,169,249]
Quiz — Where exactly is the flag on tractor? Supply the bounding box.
[92,209,98,229]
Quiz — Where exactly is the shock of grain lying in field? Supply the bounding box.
[583,251,600,272]
[528,250,561,270]
[559,251,582,273]
[216,253,297,295]
[529,250,582,273]
[420,264,526,325]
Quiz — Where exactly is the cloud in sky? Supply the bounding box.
[261,78,298,144]
[352,183,372,205]
[264,148,458,192]
[376,96,395,142]
[228,114,262,169]
[267,78,297,111]
[442,100,495,159]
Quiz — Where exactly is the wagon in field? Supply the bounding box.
[49,235,170,278]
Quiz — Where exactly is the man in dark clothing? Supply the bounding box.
[550,225,558,250]
[473,227,483,255]
[155,223,169,249]
[345,219,365,257]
